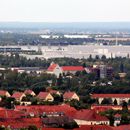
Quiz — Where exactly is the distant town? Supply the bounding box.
[1,22,130,130]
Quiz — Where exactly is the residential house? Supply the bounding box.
[73,109,109,125]
[24,89,36,96]
[12,92,26,102]
[91,94,130,105]
[114,114,121,126]
[47,62,63,77]
[49,90,61,96]
[91,104,130,112]
[37,92,54,102]
[61,66,84,75]
[0,90,11,97]
[63,92,79,101]
[74,125,113,130]
[46,87,61,96]
[47,62,85,77]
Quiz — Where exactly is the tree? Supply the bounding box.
[101,98,112,105]
[57,74,63,86]
[0,126,5,130]
[122,101,128,111]
[101,55,106,60]
[120,62,124,73]
[121,114,130,125]
[82,62,86,68]
[114,99,118,105]
[53,93,63,104]
[28,125,38,130]
[88,54,93,61]
[95,55,100,60]
[128,99,130,105]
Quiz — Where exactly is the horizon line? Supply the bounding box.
[0,21,130,23]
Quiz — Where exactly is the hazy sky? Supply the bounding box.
[0,0,129,22]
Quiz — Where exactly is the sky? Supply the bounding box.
[0,0,129,22]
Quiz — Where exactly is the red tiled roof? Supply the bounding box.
[91,105,130,112]
[0,109,26,118]
[15,104,77,117]
[42,128,64,130]
[49,90,59,95]
[47,64,58,71]
[74,125,113,130]
[0,118,42,129]
[73,109,109,121]
[37,92,50,99]
[113,125,130,130]
[62,66,84,71]
[92,94,130,98]
[24,89,34,95]
[63,92,75,99]
[114,113,121,118]
[12,92,25,99]
[91,105,114,112]
[0,90,8,96]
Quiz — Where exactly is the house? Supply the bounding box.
[24,89,36,96]
[12,92,26,101]
[91,104,130,112]
[73,109,109,125]
[74,125,113,130]
[61,66,84,75]
[114,114,121,126]
[47,62,63,77]
[47,62,85,77]
[63,92,79,101]
[15,104,77,117]
[49,90,61,96]
[42,115,75,128]
[0,90,11,97]
[37,92,54,102]
[113,125,130,130]
[91,94,130,105]
[46,87,61,96]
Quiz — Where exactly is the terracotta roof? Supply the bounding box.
[47,64,58,71]
[63,92,76,99]
[15,104,77,117]
[42,128,64,130]
[49,90,59,95]
[0,109,26,118]
[24,89,34,95]
[92,94,130,98]
[114,113,121,118]
[91,105,130,112]
[0,90,9,96]
[74,125,113,130]
[0,118,42,129]
[12,92,25,100]
[37,92,50,100]
[73,109,109,121]
[62,66,84,71]
[113,125,130,130]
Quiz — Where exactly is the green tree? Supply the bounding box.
[101,98,112,105]
[121,114,130,125]
[28,125,38,130]
[113,99,118,105]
